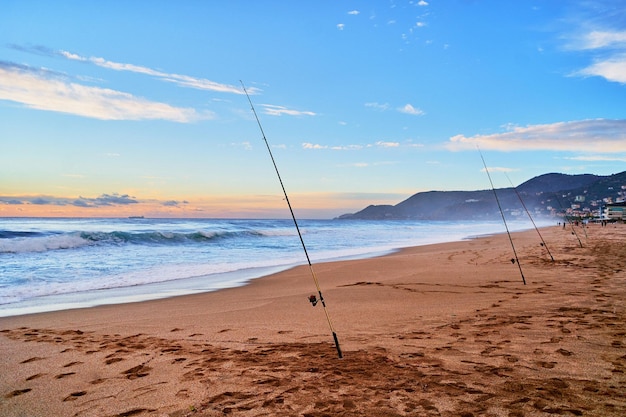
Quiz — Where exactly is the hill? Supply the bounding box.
[337,171,626,221]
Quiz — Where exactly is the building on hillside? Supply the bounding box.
[604,202,626,221]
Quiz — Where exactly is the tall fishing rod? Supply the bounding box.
[477,147,526,285]
[552,192,583,248]
[240,81,343,359]
[504,173,554,262]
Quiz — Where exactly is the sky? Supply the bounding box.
[1,0,625,219]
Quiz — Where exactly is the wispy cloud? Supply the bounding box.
[563,154,626,162]
[0,62,209,122]
[365,102,424,115]
[365,102,390,111]
[577,54,626,83]
[303,141,404,150]
[576,30,626,50]
[562,4,626,84]
[302,143,329,150]
[376,141,400,148]
[261,104,316,116]
[162,200,188,207]
[398,103,425,115]
[302,142,364,151]
[0,193,139,208]
[571,29,626,83]
[11,44,255,95]
[447,119,626,153]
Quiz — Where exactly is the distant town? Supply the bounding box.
[551,187,626,222]
[338,171,626,222]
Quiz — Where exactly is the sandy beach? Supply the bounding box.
[1,224,625,416]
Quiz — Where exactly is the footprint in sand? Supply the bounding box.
[90,378,106,385]
[113,408,155,416]
[122,364,151,379]
[5,388,32,398]
[62,391,87,402]
[556,348,573,356]
[536,361,557,369]
[20,356,46,364]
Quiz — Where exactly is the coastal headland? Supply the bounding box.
[1,225,625,416]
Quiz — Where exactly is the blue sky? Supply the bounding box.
[1,0,625,218]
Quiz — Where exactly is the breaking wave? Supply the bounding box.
[0,229,277,254]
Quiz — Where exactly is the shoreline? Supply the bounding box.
[0,222,520,318]
[2,224,625,416]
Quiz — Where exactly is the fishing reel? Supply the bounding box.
[308,295,318,307]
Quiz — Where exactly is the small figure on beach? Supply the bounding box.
[308,295,318,306]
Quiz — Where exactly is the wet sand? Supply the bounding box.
[1,224,625,416]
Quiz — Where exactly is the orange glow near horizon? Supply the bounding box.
[0,192,400,219]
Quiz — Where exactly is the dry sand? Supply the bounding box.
[1,224,625,417]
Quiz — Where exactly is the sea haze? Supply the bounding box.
[0,217,546,316]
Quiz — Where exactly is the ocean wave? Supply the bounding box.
[0,229,276,254]
[0,233,91,254]
[0,230,45,239]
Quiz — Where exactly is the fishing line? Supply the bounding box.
[240,81,343,359]
[504,173,554,262]
[552,192,583,248]
[477,147,526,285]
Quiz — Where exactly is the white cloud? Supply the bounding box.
[0,63,208,122]
[231,141,253,150]
[376,141,400,148]
[578,30,626,50]
[398,103,425,115]
[566,26,626,84]
[365,102,390,111]
[577,54,626,83]
[59,50,255,94]
[337,23,345,30]
[446,119,626,153]
[302,143,328,150]
[564,155,626,162]
[261,104,316,117]
[418,1,429,6]
[348,10,360,15]
[302,143,364,151]
[304,140,415,151]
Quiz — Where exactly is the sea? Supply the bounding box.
[0,217,543,317]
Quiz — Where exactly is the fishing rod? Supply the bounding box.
[240,81,343,359]
[504,173,554,262]
[477,147,526,285]
[552,192,583,248]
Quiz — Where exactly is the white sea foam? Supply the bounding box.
[0,233,92,253]
[0,217,546,316]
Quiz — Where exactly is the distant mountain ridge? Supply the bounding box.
[337,171,626,221]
